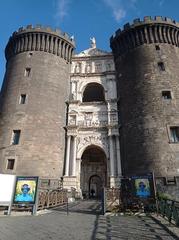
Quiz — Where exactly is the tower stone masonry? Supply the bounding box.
[0,25,75,178]
[111,16,179,197]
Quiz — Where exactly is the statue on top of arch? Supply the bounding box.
[90,37,96,48]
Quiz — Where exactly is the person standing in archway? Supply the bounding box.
[91,188,95,198]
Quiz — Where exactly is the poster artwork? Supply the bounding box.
[135,178,151,198]
[131,173,155,199]
[13,176,38,204]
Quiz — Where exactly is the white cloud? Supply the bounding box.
[113,8,126,22]
[103,0,143,22]
[103,0,126,22]
[54,0,71,22]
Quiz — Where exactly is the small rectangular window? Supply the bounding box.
[162,91,172,100]
[155,45,160,50]
[19,94,26,104]
[7,159,15,170]
[12,130,21,145]
[25,68,31,77]
[158,62,165,71]
[164,177,177,185]
[170,127,179,143]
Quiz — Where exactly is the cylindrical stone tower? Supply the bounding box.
[0,25,75,178]
[110,16,179,179]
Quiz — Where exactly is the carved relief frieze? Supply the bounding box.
[77,134,109,158]
[77,111,108,128]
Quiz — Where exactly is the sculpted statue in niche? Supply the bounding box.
[85,112,93,126]
[69,115,76,125]
[70,81,77,100]
[110,113,117,124]
[106,61,113,71]
[95,62,102,72]
[75,62,81,73]
[71,92,75,100]
[86,63,91,73]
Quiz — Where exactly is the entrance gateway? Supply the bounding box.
[81,145,108,199]
[62,40,122,193]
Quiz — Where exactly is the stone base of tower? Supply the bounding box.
[110,176,121,188]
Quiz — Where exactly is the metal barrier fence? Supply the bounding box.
[37,188,68,210]
[157,198,179,227]
[102,188,122,214]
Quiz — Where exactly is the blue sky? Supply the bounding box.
[0,0,179,87]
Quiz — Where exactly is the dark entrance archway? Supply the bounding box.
[89,175,102,199]
[80,145,107,199]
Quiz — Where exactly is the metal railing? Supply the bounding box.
[157,198,179,227]
[37,188,68,210]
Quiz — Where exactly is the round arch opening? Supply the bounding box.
[80,145,108,199]
[82,83,105,102]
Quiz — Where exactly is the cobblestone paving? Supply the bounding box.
[0,200,178,240]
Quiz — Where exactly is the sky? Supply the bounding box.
[0,0,179,88]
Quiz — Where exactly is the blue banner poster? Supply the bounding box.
[13,176,38,204]
[131,174,155,199]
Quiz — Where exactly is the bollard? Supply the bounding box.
[101,188,106,215]
[67,198,69,215]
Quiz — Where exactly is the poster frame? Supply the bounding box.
[13,176,39,205]
[131,173,155,199]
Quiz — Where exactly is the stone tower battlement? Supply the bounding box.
[5,24,75,62]
[110,16,179,57]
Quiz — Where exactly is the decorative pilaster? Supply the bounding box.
[116,135,122,177]
[72,136,77,176]
[76,158,82,192]
[65,135,71,176]
[109,135,115,176]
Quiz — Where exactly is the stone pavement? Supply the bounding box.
[0,200,178,240]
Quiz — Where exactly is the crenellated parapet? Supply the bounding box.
[110,16,179,57]
[5,24,75,62]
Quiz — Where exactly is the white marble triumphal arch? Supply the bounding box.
[63,39,122,196]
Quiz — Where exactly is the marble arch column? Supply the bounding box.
[109,135,115,176]
[72,135,77,176]
[65,135,71,176]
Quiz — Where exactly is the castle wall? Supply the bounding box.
[111,17,179,178]
[0,26,74,178]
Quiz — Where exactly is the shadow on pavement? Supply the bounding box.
[90,215,179,240]
[51,200,178,240]
[54,200,102,215]
[149,215,179,240]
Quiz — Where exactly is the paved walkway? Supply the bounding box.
[0,200,178,240]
